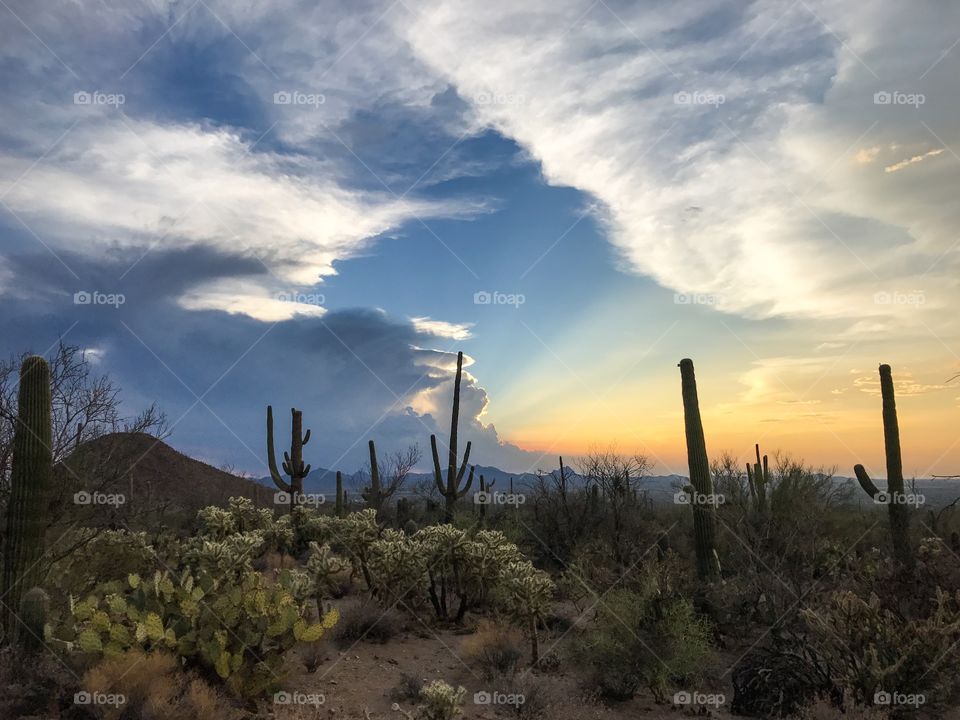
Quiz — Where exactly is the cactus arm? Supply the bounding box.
[302,429,311,446]
[456,465,475,499]
[854,464,879,498]
[431,435,445,493]
[456,441,472,483]
[266,406,291,492]
[746,464,758,502]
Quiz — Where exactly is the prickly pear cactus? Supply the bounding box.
[60,566,338,698]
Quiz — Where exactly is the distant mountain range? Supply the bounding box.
[64,434,960,519]
[255,465,960,507]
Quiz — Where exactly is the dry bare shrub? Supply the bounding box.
[81,649,241,720]
[82,650,178,718]
[333,599,403,647]
[184,677,240,720]
[460,620,524,680]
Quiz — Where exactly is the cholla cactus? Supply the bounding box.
[262,514,295,557]
[62,567,338,698]
[303,541,349,613]
[197,497,273,539]
[367,533,428,606]
[497,560,555,665]
[182,531,266,579]
[415,525,469,619]
[418,680,465,720]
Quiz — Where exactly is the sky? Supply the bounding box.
[0,0,958,479]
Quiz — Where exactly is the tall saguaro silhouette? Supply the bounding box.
[431,351,474,522]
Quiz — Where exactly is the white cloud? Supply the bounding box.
[395,0,960,330]
[0,117,473,316]
[410,316,473,340]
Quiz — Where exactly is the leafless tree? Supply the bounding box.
[0,342,169,561]
[360,443,422,519]
[577,448,652,567]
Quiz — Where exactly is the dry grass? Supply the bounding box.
[459,620,525,680]
[81,649,242,720]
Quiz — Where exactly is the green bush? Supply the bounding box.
[577,587,712,701]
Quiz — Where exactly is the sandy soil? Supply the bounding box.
[279,619,737,720]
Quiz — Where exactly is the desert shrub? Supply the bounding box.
[80,649,242,720]
[731,643,838,718]
[802,589,960,710]
[576,588,712,701]
[460,620,524,679]
[57,568,338,699]
[333,600,402,647]
[501,674,564,719]
[418,680,465,720]
[391,672,423,701]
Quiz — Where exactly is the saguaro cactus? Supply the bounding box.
[678,358,722,579]
[431,351,474,523]
[2,356,53,637]
[266,406,311,510]
[854,364,914,572]
[746,444,769,515]
[477,475,496,526]
[362,440,385,513]
[335,471,345,518]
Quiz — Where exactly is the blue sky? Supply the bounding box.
[1,1,959,477]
